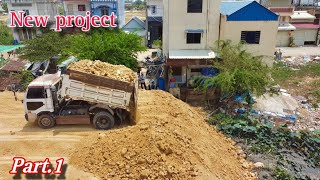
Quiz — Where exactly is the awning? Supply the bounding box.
[0,45,25,53]
[185,29,204,33]
[290,11,316,20]
[278,23,296,31]
[169,49,216,60]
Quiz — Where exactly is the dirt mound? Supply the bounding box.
[70,90,254,179]
[68,60,137,83]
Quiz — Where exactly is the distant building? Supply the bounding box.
[122,16,146,45]
[4,0,59,42]
[146,0,163,47]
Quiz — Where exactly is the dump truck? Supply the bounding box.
[23,68,138,130]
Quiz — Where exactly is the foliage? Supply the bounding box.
[58,4,64,15]
[0,22,14,45]
[66,30,146,70]
[209,113,320,178]
[1,3,8,12]
[194,40,270,100]
[19,70,34,90]
[18,31,70,62]
[273,167,294,180]
[152,39,162,48]
[288,37,295,47]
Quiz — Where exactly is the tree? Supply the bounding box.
[194,40,270,100]
[1,3,8,12]
[66,30,146,70]
[18,31,70,62]
[0,22,13,45]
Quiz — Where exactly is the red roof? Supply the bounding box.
[1,60,27,72]
[293,23,320,29]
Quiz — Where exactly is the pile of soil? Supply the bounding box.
[69,60,137,83]
[70,90,254,179]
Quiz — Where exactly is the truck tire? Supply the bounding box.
[37,114,55,129]
[93,112,115,130]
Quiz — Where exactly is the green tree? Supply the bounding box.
[18,31,70,62]
[0,22,14,45]
[1,3,8,12]
[194,40,270,99]
[66,30,146,70]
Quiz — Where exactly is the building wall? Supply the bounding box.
[220,16,278,66]
[147,0,163,17]
[294,29,318,46]
[7,1,39,16]
[63,1,90,16]
[163,0,220,56]
[267,0,292,7]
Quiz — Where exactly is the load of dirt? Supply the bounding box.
[68,60,137,83]
[70,90,255,179]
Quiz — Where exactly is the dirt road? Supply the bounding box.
[0,91,99,180]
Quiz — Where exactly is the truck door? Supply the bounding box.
[25,87,52,115]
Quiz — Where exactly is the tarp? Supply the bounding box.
[0,45,25,53]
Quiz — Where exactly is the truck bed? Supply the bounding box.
[60,70,137,110]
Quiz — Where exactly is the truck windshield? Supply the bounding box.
[27,87,47,99]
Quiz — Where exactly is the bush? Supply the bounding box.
[20,70,34,90]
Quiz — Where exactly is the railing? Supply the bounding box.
[269,7,295,13]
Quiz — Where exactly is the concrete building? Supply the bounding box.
[4,0,59,42]
[220,1,279,66]
[63,0,90,16]
[162,0,278,100]
[146,0,163,47]
[62,0,125,28]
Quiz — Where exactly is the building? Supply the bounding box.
[264,0,320,46]
[90,0,125,28]
[220,1,279,66]
[63,0,90,16]
[122,16,146,45]
[4,0,59,42]
[162,0,278,100]
[62,0,125,28]
[146,0,163,47]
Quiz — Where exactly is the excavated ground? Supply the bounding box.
[70,90,255,180]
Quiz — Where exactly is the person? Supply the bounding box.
[139,73,147,89]
[149,79,157,90]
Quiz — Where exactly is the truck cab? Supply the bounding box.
[24,73,61,126]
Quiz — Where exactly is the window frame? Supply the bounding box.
[186,33,201,44]
[78,4,86,12]
[240,31,261,44]
[187,0,203,13]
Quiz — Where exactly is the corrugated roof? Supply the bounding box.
[293,23,319,29]
[290,11,316,19]
[0,60,27,72]
[220,1,253,15]
[169,50,216,60]
[0,45,25,53]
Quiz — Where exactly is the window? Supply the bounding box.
[23,10,29,15]
[27,87,46,99]
[187,0,203,13]
[67,4,74,14]
[241,31,260,44]
[151,5,156,14]
[187,33,201,44]
[78,5,86,11]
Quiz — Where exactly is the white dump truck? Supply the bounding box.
[23,69,138,130]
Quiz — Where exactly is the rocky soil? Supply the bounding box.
[70,90,255,180]
[69,60,137,83]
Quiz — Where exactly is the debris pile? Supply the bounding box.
[70,90,254,179]
[280,56,320,67]
[68,60,137,83]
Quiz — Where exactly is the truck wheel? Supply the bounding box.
[93,112,115,130]
[37,114,55,129]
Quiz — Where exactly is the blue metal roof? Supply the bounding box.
[220,1,278,21]
[220,1,252,15]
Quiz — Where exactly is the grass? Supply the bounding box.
[271,62,320,103]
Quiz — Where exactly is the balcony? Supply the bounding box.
[269,7,295,13]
